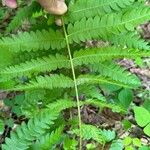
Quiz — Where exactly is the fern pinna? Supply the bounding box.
[0,0,150,149]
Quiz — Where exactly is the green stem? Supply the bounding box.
[62,17,82,150]
[101,143,105,150]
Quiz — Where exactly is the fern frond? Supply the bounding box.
[2,110,59,150]
[32,126,64,150]
[0,49,15,69]
[0,29,66,52]
[65,0,134,23]
[84,99,126,113]
[21,89,66,118]
[6,1,41,32]
[21,89,47,117]
[77,74,138,89]
[2,100,75,150]
[8,72,138,91]
[63,136,78,150]
[71,124,105,144]
[1,47,149,84]
[77,85,106,101]
[3,46,149,80]
[12,50,51,65]
[0,54,70,79]
[47,99,76,111]
[67,6,150,43]
[12,74,74,91]
[73,47,150,65]
[109,32,150,50]
[0,80,16,90]
[90,62,141,88]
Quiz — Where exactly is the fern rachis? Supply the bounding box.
[62,17,83,150]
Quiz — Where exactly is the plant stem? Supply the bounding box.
[62,17,82,150]
[102,143,105,150]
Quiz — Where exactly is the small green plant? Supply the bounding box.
[1,0,150,149]
[4,94,25,117]
[110,137,149,150]
[134,106,150,137]
[123,137,142,150]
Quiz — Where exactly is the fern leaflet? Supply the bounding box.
[0,29,66,52]
[77,74,139,89]
[90,62,141,88]
[109,32,150,50]
[46,99,76,111]
[2,99,75,150]
[31,126,64,150]
[71,124,106,144]
[7,72,139,91]
[13,74,74,91]
[2,111,59,150]
[67,6,150,43]
[65,0,134,23]
[84,99,126,113]
[1,47,150,81]
[0,54,70,79]
[73,47,150,65]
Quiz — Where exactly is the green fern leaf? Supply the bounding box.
[77,74,139,89]
[12,50,51,65]
[84,99,126,113]
[7,72,138,91]
[47,99,76,111]
[90,62,141,88]
[0,29,66,52]
[0,49,15,69]
[6,1,41,32]
[77,85,106,101]
[71,124,105,144]
[12,74,74,91]
[0,54,70,79]
[63,136,78,150]
[0,80,16,90]
[65,0,134,23]
[1,47,149,87]
[109,32,150,50]
[31,126,64,150]
[3,47,149,81]
[21,89,47,117]
[67,6,150,43]
[2,100,75,150]
[73,47,150,65]
[2,111,59,150]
